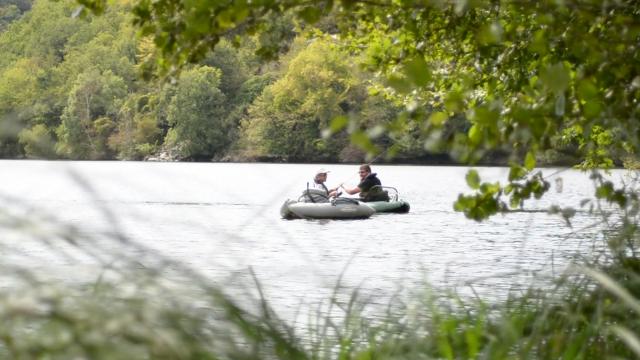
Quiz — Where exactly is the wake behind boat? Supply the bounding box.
[280,189,374,220]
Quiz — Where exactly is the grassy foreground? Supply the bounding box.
[1,200,639,359]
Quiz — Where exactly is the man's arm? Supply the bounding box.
[341,184,361,195]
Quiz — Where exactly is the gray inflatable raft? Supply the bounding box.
[280,190,374,220]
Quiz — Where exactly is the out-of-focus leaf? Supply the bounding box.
[403,56,430,87]
[469,105,499,126]
[351,130,377,154]
[540,62,570,94]
[477,22,503,45]
[508,165,527,181]
[386,73,413,94]
[578,79,598,101]
[297,6,323,23]
[524,151,536,170]
[445,90,464,112]
[329,115,348,133]
[529,29,547,54]
[428,112,448,127]
[466,169,480,189]
[468,124,483,145]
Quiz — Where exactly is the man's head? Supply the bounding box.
[315,168,329,183]
[359,164,371,180]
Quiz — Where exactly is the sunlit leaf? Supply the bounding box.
[468,124,483,145]
[329,115,348,133]
[466,169,480,189]
[524,151,536,170]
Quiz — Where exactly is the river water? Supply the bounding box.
[0,160,625,316]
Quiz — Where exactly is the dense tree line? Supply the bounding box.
[3,1,634,177]
[0,0,410,162]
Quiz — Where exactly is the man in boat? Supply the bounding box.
[341,164,389,202]
[309,168,340,198]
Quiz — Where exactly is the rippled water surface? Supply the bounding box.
[0,161,626,314]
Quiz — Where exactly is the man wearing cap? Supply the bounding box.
[310,168,339,197]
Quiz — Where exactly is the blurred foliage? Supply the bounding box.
[2,200,640,358]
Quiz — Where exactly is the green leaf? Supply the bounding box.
[453,194,473,211]
[403,56,430,87]
[468,124,483,145]
[508,165,527,181]
[480,182,500,194]
[477,22,503,45]
[466,169,481,189]
[469,105,499,126]
[386,73,413,94]
[444,90,464,112]
[524,151,536,170]
[428,112,448,127]
[540,62,570,94]
[529,29,547,54]
[595,182,614,199]
[350,131,377,154]
[577,78,598,101]
[297,6,323,23]
[329,115,348,133]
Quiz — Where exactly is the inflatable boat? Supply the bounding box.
[280,189,375,220]
[364,186,410,213]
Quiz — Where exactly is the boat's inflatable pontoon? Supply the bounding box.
[364,186,410,213]
[280,189,374,220]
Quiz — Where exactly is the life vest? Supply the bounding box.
[359,174,389,202]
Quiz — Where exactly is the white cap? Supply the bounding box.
[316,168,330,175]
